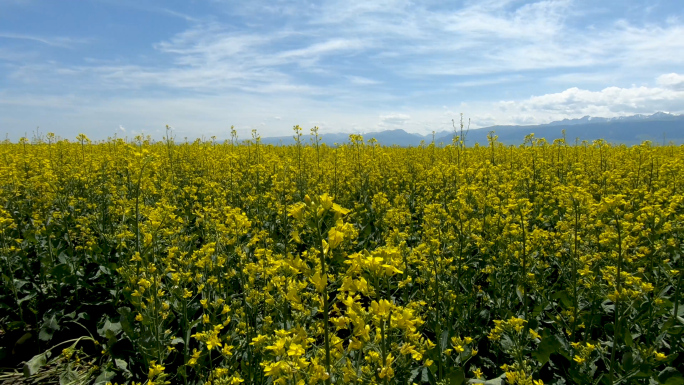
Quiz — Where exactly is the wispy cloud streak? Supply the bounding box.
[1,0,683,139]
[0,32,88,48]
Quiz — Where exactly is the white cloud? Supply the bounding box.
[378,113,411,128]
[453,75,524,88]
[657,73,684,91]
[0,32,89,48]
[3,74,683,140]
[7,1,684,93]
[346,75,380,85]
[544,72,620,85]
[518,84,683,113]
[276,39,366,62]
[353,74,684,131]
[440,0,570,40]
[3,1,684,139]
[0,47,34,61]
[474,76,684,126]
[0,92,79,108]
[27,28,367,93]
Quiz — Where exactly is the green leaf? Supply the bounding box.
[115,358,130,373]
[39,314,60,341]
[117,307,135,338]
[99,265,111,275]
[532,330,562,366]
[14,279,28,290]
[38,328,52,342]
[468,373,506,384]
[446,367,465,385]
[18,292,37,305]
[59,369,79,385]
[499,335,514,352]
[622,352,635,371]
[623,330,634,347]
[97,319,122,337]
[106,329,118,346]
[516,287,524,305]
[659,367,684,385]
[552,290,573,308]
[427,367,438,385]
[601,300,615,314]
[51,263,72,280]
[93,369,116,385]
[409,367,421,383]
[23,351,50,377]
[25,232,37,244]
[440,330,449,351]
[8,321,26,331]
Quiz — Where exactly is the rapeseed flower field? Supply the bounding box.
[0,128,682,385]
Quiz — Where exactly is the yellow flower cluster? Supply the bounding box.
[1,132,682,384]
[570,341,596,364]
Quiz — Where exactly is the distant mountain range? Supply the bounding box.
[260,112,684,146]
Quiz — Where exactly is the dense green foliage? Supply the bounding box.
[1,131,683,385]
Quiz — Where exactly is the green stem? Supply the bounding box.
[572,202,579,339]
[609,215,623,385]
[520,208,528,321]
[317,217,332,385]
[672,247,683,355]
[2,235,23,322]
[381,317,388,385]
[430,249,442,380]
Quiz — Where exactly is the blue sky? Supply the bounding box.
[1,0,683,140]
